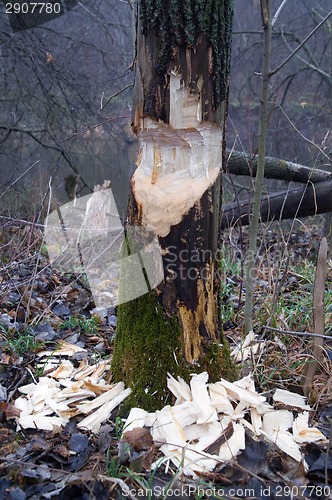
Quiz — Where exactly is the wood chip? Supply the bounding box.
[49,360,74,379]
[292,412,326,443]
[215,378,266,408]
[167,373,192,403]
[77,388,132,434]
[124,407,148,432]
[273,389,310,410]
[190,372,217,424]
[76,382,125,414]
[263,410,294,433]
[37,341,86,358]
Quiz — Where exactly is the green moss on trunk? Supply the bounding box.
[111,291,185,411]
[112,290,238,411]
[199,340,238,383]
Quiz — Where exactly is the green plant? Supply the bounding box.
[2,326,42,355]
[105,447,124,478]
[39,243,49,256]
[114,416,124,439]
[60,314,100,335]
[219,246,242,325]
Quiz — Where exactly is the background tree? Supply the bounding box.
[243,0,272,334]
[224,0,331,333]
[228,0,331,165]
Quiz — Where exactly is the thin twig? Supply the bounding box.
[281,27,331,81]
[271,0,289,28]
[99,83,134,113]
[263,325,332,341]
[58,115,131,142]
[269,10,332,76]
[0,215,45,227]
[0,161,39,201]
[276,103,332,162]
[97,474,140,499]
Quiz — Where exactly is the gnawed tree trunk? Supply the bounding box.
[221,179,332,229]
[111,0,237,410]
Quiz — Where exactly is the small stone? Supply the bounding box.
[68,433,89,453]
[108,315,117,327]
[52,304,70,318]
[32,323,58,341]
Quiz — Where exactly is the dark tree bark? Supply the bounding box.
[221,179,332,229]
[111,0,237,410]
[225,149,332,184]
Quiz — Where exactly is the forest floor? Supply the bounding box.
[0,215,331,500]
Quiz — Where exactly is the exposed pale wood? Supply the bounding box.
[125,408,148,431]
[133,119,221,237]
[76,382,126,414]
[293,412,325,443]
[14,369,327,477]
[167,373,192,404]
[14,357,130,433]
[77,388,132,434]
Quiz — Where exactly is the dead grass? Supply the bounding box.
[222,216,332,407]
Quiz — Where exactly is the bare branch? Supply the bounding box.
[263,325,332,342]
[0,161,39,200]
[271,0,289,28]
[281,28,332,82]
[99,83,134,113]
[302,237,329,393]
[276,103,332,162]
[269,10,332,76]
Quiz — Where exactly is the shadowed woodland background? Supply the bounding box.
[0,0,330,220]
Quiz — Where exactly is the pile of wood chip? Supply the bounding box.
[13,341,326,478]
[14,342,131,434]
[125,372,325,477]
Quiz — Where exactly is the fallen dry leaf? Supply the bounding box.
[122,427,154,451]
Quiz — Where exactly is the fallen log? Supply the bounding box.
[221,179,332,229]
[225,149,332,184]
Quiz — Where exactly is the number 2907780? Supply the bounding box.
[5,3,62,14]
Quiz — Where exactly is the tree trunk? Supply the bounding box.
[221,179,332,229]
[244,0,272,334]
[225,149,332,184]
[111,0,237,410]
[323,213,332,259]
